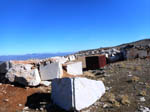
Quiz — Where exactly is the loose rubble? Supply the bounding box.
[0,56,83,86]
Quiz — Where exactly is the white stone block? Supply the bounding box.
[40,62,63,81]
[65,62,83,75]
[51,77,105,111]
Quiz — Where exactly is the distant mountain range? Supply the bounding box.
[77,39,150,53]
[0,52,74,61]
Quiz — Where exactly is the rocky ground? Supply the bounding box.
[0,58,150,112]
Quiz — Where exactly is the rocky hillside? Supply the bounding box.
[75,39,150,56]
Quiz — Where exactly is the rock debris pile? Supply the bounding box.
[0,55,106,111]
[0,55,82,86]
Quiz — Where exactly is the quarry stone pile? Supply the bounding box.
[51,77,105,111]
[0,55,107,111]
[0,56,84,86]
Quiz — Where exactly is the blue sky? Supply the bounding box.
[0,0,150,55]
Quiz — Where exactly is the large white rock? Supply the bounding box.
[5,64,41,86]
[65,62,83,75]
[51,77,105,111]
[39,62,63,81]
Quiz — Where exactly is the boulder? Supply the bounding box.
[51,77,105,111]
[5,64,41,86]
[0,61,11,74]
[39,62,63,81]
[65,62,83,75]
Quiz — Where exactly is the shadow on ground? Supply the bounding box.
[25,92,69,112]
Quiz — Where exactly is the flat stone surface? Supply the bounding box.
[51,77,105,111]
[40,62,63,81]
[66,62,83,75]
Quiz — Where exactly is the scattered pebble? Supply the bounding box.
[106,87,112,91]
[40,107,44,111]
[139,90,147,96]
[131,76,140,82]
[47,91,51,93]
[120,95,130,105]
[103,103,112,108]
[18,104,22,107]
[23,107,29,110]
[138,106,150,112]
[140,97,146,102]
[128,74,133,77]
[3,99,9,102]
[10,85,14,87]
[25,87,29,90]
[139,82,145,85]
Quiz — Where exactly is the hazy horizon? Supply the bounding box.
[0,52,74,61]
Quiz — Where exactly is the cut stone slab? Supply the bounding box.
[40,62,63,81]
[51,77,105,111]
[5,64,41,86]
[65,62,83,75]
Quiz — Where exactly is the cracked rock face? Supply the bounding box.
[5,64,41,86]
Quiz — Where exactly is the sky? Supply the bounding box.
[0,0,150,55]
